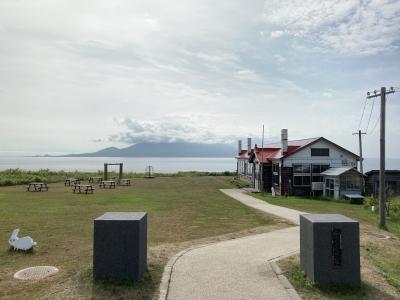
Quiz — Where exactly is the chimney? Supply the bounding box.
[281,129,288,154]
[238,140,242,154]
[247,138,252,153]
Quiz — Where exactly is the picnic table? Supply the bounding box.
[99,180,116,189]
[26,182,48,192]
[64,178,80,186]
[89,177,103,183]
[117,179,131,186]
[73,184,95,194]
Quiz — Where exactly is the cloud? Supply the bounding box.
[322,89,335,97]
[273,54,286,63]
[263,0,400,55]
[270,30,285,38]
[0,0,398,158]
[92,138,102,143]
[109,117,243,144]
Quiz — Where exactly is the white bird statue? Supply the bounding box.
[9,228,37,251]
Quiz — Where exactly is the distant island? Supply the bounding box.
[47,142,237,158]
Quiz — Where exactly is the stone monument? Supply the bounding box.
[300,214,360,285]
[93,212,147,281]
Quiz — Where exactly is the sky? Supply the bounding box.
[0,0,399,157]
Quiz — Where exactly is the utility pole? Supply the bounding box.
[352,130,366,194]
[260,125,265,193]
[366,87,395,228]
[352,130,366,174]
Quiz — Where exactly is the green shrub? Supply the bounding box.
[388,196,400,218]
[364,196,378,208]
[0,169,236,186]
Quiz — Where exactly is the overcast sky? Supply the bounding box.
[0,0,399,157]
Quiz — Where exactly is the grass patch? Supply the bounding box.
[279,255,398,300]
[0,168,236,186]
[254,193,400,235]
[255,193,400,296]
[0,176,284,299]
[229,177,250,189]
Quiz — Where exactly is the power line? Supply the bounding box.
[369,93,392,135]
[369,114,380,135]
[365,98,375,133]
[358,97,368,130]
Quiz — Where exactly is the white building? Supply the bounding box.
[237,129,362,198]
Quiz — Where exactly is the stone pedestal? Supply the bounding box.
[300,214,360,285]
[93,212,147,281]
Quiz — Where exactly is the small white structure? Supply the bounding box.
[321,167,364,200]
[9,229,37,251]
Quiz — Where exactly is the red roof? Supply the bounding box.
[254,146,296,163]
[254,138,320,162]
[236,149,250,159]
[239,137,358,163]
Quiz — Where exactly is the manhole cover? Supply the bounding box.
[367,232,390,240]
[14,266,59,280]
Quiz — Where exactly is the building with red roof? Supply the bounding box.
[236,129,361,197]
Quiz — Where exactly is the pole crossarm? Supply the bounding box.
[366,87,395,99]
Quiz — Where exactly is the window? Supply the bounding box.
[311,148,330,156]
[312,176,323,182]
[311,164,329,183]
[293,164,311,186]
[311,164,329,174]
[294,176,302,186]
[273,174,279,185]
[293,164,310,173]
[340,176,361,190]
[293,175,311,186]
[321,164,329,172]
[272,163,279,185]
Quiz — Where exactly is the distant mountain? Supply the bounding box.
[58,142,236,157]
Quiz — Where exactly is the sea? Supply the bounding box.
[0,157,399,173]
[0,157,236,173]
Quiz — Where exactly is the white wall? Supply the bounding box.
[282,139,358,168]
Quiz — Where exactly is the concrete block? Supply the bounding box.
[300,214,360,285]
[93,212,147,281]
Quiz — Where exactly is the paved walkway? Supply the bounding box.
[164,189,305,300]
[220,189,305,225]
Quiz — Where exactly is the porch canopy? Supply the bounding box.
[321,167,364,200]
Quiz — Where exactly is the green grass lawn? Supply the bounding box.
[0,177,285,299]
[254,193,400,298]
[254,194,400,235]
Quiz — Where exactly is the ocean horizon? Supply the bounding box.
[0,156,399,173]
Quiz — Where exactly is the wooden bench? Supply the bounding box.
[117,179,131,186]
[73,184,95,194]
[89,177,103,183]
[64,178,80,186]
[99,180,116,189]
[26,182,48,192]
